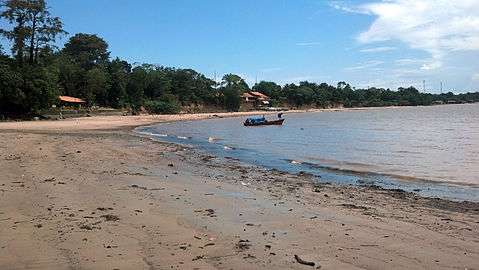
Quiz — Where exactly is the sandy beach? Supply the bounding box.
[1,113,478,270]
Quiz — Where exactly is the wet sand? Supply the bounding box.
[0,113,478,270]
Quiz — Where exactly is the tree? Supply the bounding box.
[106,58,130,107]
[252,81,281,100]
[62,33,110,69]
[126,66,147,109]
[84,67,109,106]
[0,0,65,64]
[57,54,84,97]
[0,58,24,115]
[221,73,249,91]
[21,64,59,111]
[219,74,245,111]
[58,33,111,105]
[222,87,241,111]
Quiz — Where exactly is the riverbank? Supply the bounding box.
[0,114,478,270]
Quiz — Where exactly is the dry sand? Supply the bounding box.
[0,113,478,270]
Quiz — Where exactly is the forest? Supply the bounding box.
[1,0,478,118]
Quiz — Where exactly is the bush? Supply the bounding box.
[222,87,241,111]
[144,99,180,114]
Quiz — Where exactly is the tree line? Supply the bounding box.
[1,0,478,118]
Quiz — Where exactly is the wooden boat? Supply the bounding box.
[243,116,285,126]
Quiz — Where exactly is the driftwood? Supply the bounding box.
[294,255,315,267]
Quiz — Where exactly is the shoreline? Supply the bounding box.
[1,113,478,269]
[133,113,479,203]
[137,127,479,203]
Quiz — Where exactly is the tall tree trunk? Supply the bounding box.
[29,14,37,64]
[15,19,25,66]
[34,39,40,63]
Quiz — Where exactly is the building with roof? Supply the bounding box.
[59,96,86,104]
[58,96,86,109]
[241,92,270,106]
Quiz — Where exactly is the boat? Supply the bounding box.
[243,116,285,126]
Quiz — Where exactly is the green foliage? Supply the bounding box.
[84,67,109,106]
[252,81,281,99]
[221,73,249,91]
[0,59,24,113]
[106,58,130,108]
[144,98,180,114]
[62,33,109,69]
[218,74,246,112]
[221,87,241,111]
[21,64,60,112]
[0,0,66,65]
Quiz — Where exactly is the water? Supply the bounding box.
[136,104,479,202]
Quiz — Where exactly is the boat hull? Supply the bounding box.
[244,119,284,126]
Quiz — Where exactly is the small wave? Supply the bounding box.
[223,146,235,150]
[208,137,222,143]
[135,130,168,138]
[290,160,302,165]
[135,131,156,136]
[177,136,191,140]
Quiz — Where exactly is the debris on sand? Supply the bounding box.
[340,203,369,211]
[130,184,147,190]
[96,207,113,211]
[203,243,215,248]
[236,239,251,251]
[192,255,205,261]
[79,224,93,230]
[243,254,256,259]
[101,214,120,222]
[294,254,316,267]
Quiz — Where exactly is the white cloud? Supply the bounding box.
[360,46,397,53]
[358,0,479,70]
[329,1,370,15]
[296,42,321,47]
[344,60,384,71]
[394,58,427,66]
[472,73,479,81]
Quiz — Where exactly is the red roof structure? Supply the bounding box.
[241,92,255,98]
[249,92,270,100]
[59,96,86,103]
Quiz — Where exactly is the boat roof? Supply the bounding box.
[246,116,266,120]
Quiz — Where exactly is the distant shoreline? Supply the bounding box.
[1,101,477,123]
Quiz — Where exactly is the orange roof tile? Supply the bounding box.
[59,96,86,103]
[250,92,269,99]
[241,92,255,98]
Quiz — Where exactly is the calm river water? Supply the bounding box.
[137,104,479,201]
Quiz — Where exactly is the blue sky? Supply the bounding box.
[1,0,478,92]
